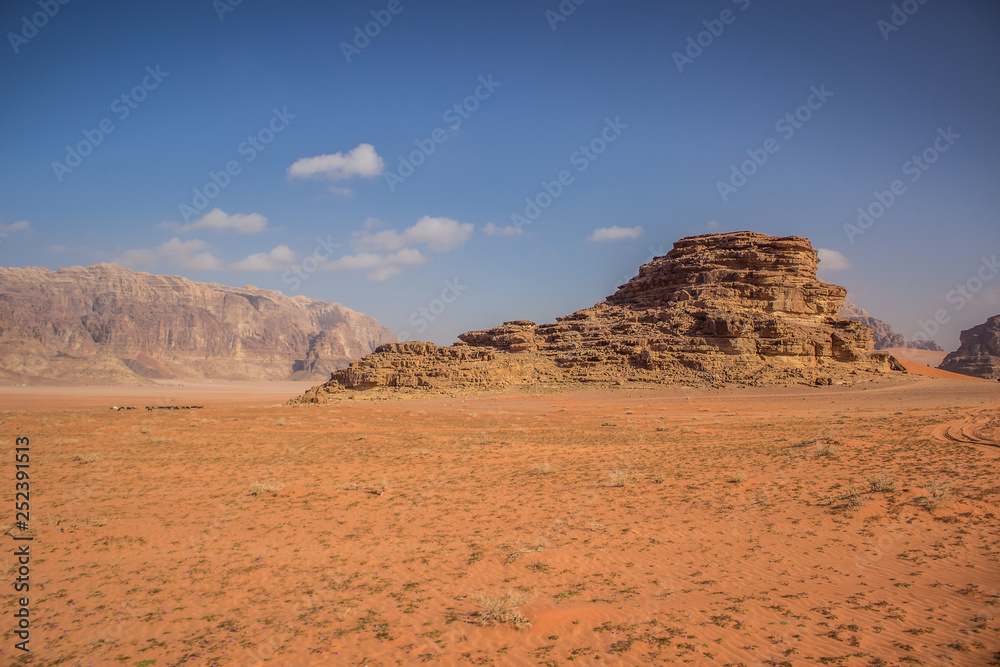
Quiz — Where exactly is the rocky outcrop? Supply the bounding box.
[294,232,894,402]
[938,315,1000,380]
[839,297,942,351]
[0,263,396,383]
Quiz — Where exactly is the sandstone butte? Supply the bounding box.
[938,314,1000,380]
[293,231,899,403]
[0,263,396,383]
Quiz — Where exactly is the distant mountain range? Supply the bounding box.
[0,263,396,383]
[838,297,943,352]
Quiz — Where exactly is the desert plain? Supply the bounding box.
[1,373,998,666]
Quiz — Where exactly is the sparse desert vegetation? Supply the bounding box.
[1,378,997,665]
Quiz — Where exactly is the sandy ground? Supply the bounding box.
[0,381,317,411]
[890,359,988,382]
[1,377,998,666]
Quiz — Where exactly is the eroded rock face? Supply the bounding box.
[0,263,396,382]
[938,315,1000,380]
[294,231,893,402]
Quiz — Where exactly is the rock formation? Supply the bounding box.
[839,297,942,351]
[938,315,1000,380]
[0,263,396,383]
[294,232,894,402]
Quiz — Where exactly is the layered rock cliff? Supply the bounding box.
[938,315,1000,380]
[0,263,396,383]
[294,232,894,401]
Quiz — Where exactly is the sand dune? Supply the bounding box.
[892,356,986,381]
[882,346,949,369]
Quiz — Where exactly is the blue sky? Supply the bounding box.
[1,0,998,349]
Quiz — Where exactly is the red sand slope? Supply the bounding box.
[893,356,986,381]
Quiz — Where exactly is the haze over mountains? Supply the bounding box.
[838,297,943,352]
[0,263,395,383]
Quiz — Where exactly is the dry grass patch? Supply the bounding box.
[248,481,285,496]
[868,473,895,493]
[475,589,535,630]
[607,466,635,487]
[727,471,748,484]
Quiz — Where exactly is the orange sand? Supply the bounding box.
[0,380,316,411]
[882,347,949,369]
[892,358,986,381]
[1,377,998,665]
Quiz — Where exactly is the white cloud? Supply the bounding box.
[0,220,30,234]
[318,215,472,281]
[113,237,224,272]
[322,248,428,281]
[354,216,474,253]
[706,220,720,231]
[114,247,158,269]
[588,225,644,242]
[159,238,225,271]
[818,248,852,271]
[162,208,268,234]
[230,245,297,272]
[287,143,384,181]
[483,222,524,237]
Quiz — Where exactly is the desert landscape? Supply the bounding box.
[4,2,999,664]
[2,373,998,665]
[2,232,999,666]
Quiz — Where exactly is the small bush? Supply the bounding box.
[814,442,839,458]
[844,480,865,508]
[608,466,635,487]
[249,481,285,496]
[914,481,950,510]
[74,452,101,464]
[370,477,389,496]
[727,472,748,485]
[532,463,557,474]
[476,590,534,630]
[868,474,895,493]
